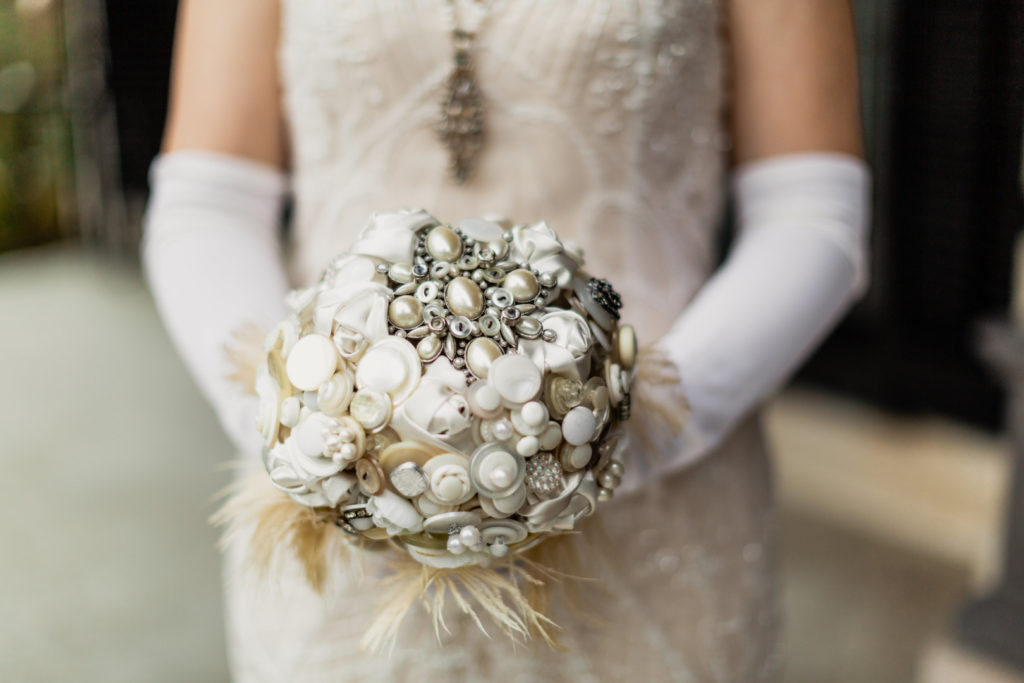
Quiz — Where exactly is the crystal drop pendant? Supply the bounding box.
[436,38,486,184]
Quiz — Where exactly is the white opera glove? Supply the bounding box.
[648,152,870,476]
[140,149,291,460]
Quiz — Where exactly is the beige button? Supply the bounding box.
[423,510,483,535]
[378,440,437,476]
[355,457,385,496]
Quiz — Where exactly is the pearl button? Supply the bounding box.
[465,337,502,379]
[425,225,463,262]
[470,443,526,497]
[388,295,423,329]
[504,269,540,302]
[445,276,485,319]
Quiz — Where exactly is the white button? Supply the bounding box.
[488,354,542,406]
[285,334,338,392]
[562,406,597,446]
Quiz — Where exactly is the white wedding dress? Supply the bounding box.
[223,1,780,680]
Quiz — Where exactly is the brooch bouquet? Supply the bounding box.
[217,209,678,652]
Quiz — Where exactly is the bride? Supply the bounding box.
[142,1,869,680]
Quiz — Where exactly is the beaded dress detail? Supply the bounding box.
[223,1,780,680]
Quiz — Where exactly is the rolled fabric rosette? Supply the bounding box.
[229,208,639,648]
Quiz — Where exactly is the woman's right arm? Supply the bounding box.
[142,0,292,460]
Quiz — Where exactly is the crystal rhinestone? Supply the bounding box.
[525,452,563,499]
[586,278,623,319]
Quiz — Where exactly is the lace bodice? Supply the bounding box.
[280,0,729,347]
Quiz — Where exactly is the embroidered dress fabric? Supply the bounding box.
[223,1,781,680]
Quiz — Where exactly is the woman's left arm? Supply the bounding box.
[644,0,870,476]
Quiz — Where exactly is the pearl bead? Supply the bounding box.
[459,525,482,547]
[445,276,485,319]
[388,295,423,329]
[597,488,614,503]
[504,269,540,302]
[426,225,463,261]
[598,471,622,489]
[489,540,509,558]
[490,465,514,489]
[607,460,625,477]
[447,536,466,554]
[491,418,515,441]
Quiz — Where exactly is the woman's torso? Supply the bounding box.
[279,0,730,346]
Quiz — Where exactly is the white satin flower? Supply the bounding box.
[508,220,579,289]
[350,208,439,263]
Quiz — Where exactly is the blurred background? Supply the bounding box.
[1,1,1023,681]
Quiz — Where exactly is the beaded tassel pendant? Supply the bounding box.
[436,29,486,184]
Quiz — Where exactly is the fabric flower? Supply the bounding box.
[508,220,579,289]
[350,208,439,263]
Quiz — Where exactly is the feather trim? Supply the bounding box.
[211,471,347,593]
[222,320,267,395]
[212,472,607,654]
[629,344,691,464]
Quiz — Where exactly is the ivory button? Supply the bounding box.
[423,510,482,535]
[423,453,474,506]
[470,443,525,497]
[488,354,542,405]
[355,338,421,402]
[516,435,539,457]
[467,382,502,417]
[378,440,436,475]
[560,443,592,472]
[479,518,528,545]
[538,421,562,451]
[480,484,527,518]
[293,412,329,457]
[562,406,597,446]
[285,334,338,392]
